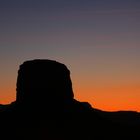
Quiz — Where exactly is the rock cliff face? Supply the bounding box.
[0,59,140,140]
[16,60,74,108]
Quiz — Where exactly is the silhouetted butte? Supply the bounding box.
[0,59,140,140]
[16,60,75,110]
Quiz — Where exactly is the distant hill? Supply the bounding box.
[94,108,140,126]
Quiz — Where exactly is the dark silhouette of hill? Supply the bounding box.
[0,59,140,140]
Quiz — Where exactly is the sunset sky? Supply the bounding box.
[0,0,140,111]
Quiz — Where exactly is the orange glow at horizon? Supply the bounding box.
[74,84,140,112]
[1,83,140,112]
[0,88,16,105]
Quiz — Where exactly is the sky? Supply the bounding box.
[0,0,140,111]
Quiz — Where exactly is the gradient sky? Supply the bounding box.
[0,0,140,111]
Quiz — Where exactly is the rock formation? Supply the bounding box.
[0,59,140,140]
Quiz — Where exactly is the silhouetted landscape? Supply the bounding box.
[0,59,140,140]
